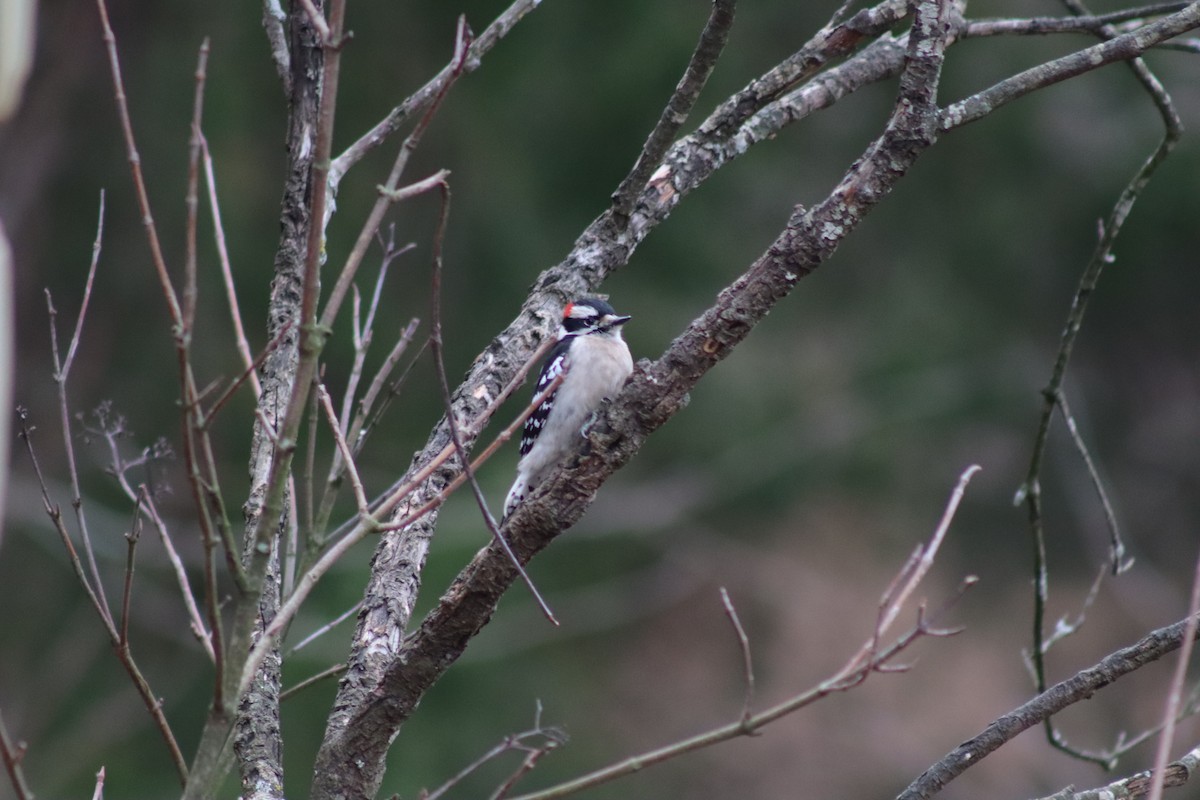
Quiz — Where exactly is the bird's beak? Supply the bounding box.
[609,314,632,326]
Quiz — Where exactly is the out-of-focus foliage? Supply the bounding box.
[1,1,1198,798]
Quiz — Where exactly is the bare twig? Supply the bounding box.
[89,411,215,662]
[91,766,106,800]
[425,177,558,624]
[202,320,296,425]
[963,3,1191,37]
[317,15,470,335]
[897,618,1200,800]
[718,587,755,724]
[201,134,261,398]
[17,407,116,637]
[1146,551,1200,800]
[119,486,146,647]
[423,706,566,800]
[490,732,565,800]
[940,6,1198,130]
[0,707,33,800]
[612,0,736,216]
[184,38,210,334]
[329,0,544,186]
[351,322,423,454]
[1057,391,1129,573]
[832,464,980,689]
[312,230,415,538]
[46,197,111,624]
[288,601,362,655]
[1009,0,1182,767]
[17,412,189,784]
[94,0,182,327]
[280,663,348,702]
[508,542,973,800]
[316,384,369,514]
[1033,743,1200,800]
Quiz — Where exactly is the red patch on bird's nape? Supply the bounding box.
[563,302,575,319]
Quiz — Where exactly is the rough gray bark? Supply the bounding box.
[232,4,324,799]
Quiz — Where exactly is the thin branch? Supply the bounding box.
[329,0,544,186]
[92,412,215,662]
[1033,743,1200,800]
[1008,0,1183,767]
[183,37,210,334]
[963,4,1191,37]
[897,617,1200,800]
[718,587,755,725]
[425,177,558,624]
[940,6,1199,131]
[93,0,182,327]
[1056,391,1129,573]
[0,707,33,800]
[1146,550,1200,800]
[612,0,736,216]
[201,134,261,398]
[313,230,415,538]
[376,170,450,204]
[423,706,565,800]
[280,663,347,702]
[870,464,980,646]
[316,384,369,514]
[351,322,422,453]
[317,16,467,334]
[119,486,146,647]
[17,407,117,637]
[490,726,566,800]
[91,767,105,800]
[202,319,295,425]
[509,532,973,800]
[46,201,111,624]
[288,601,362,655]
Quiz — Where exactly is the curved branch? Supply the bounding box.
[940,4,1200,131]
[898,617,1200,800]
[611,0,736,216]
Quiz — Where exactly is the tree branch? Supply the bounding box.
[898,617,1200,800]
[611,0,736,216]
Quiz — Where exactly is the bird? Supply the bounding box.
[503,297,634,520]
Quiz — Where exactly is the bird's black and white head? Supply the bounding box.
[558,297,632,340]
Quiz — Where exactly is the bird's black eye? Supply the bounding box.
[562,315,592,333]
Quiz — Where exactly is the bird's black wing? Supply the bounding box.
[519,338,571,457]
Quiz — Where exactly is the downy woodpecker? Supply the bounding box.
[503,298,633,520]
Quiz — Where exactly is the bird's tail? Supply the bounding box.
[503,473,529,522]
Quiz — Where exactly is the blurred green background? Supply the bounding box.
[2,0,1199,798]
